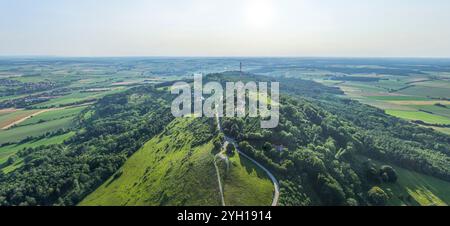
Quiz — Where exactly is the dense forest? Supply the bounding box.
[207,73,450,206]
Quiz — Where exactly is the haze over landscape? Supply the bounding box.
[0,0,450,209]
[1,0,450,57]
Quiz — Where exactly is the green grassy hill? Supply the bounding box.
[220,151,274,206]
[80,118,222,206]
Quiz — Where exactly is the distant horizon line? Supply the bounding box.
[1,55,450,60]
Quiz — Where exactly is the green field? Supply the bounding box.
[366,96,429,101]
[221,151,274,206]
[0,117,74,145]
[33,88,127,108]
[18,106,86,126]
[398,85,450,99]
[339,82,386,93]
[33,92,99,108]
[415,80,450,88]
[80,118,222,206]
[319,71,450,134]
[407,105,450,118]
[385,110,450,125]
[376,79,410,90]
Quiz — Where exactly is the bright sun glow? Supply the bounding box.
[244,0,275,29]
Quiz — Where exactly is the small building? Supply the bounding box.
[275,144,284,152]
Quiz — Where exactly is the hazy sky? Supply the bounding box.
[1,0,450,57]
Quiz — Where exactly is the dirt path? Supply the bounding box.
[213,154,226,206]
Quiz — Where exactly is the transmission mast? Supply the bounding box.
[240,62,242,76]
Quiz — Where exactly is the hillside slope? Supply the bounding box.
[80,118,221,206]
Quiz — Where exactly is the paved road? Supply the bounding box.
[214,106,280,206]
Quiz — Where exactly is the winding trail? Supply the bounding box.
[213,154,226,206]
[214,105,280,206]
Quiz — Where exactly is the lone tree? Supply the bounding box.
[226,143,236,156]
[213,134,224,152]
[368,186,389,206]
